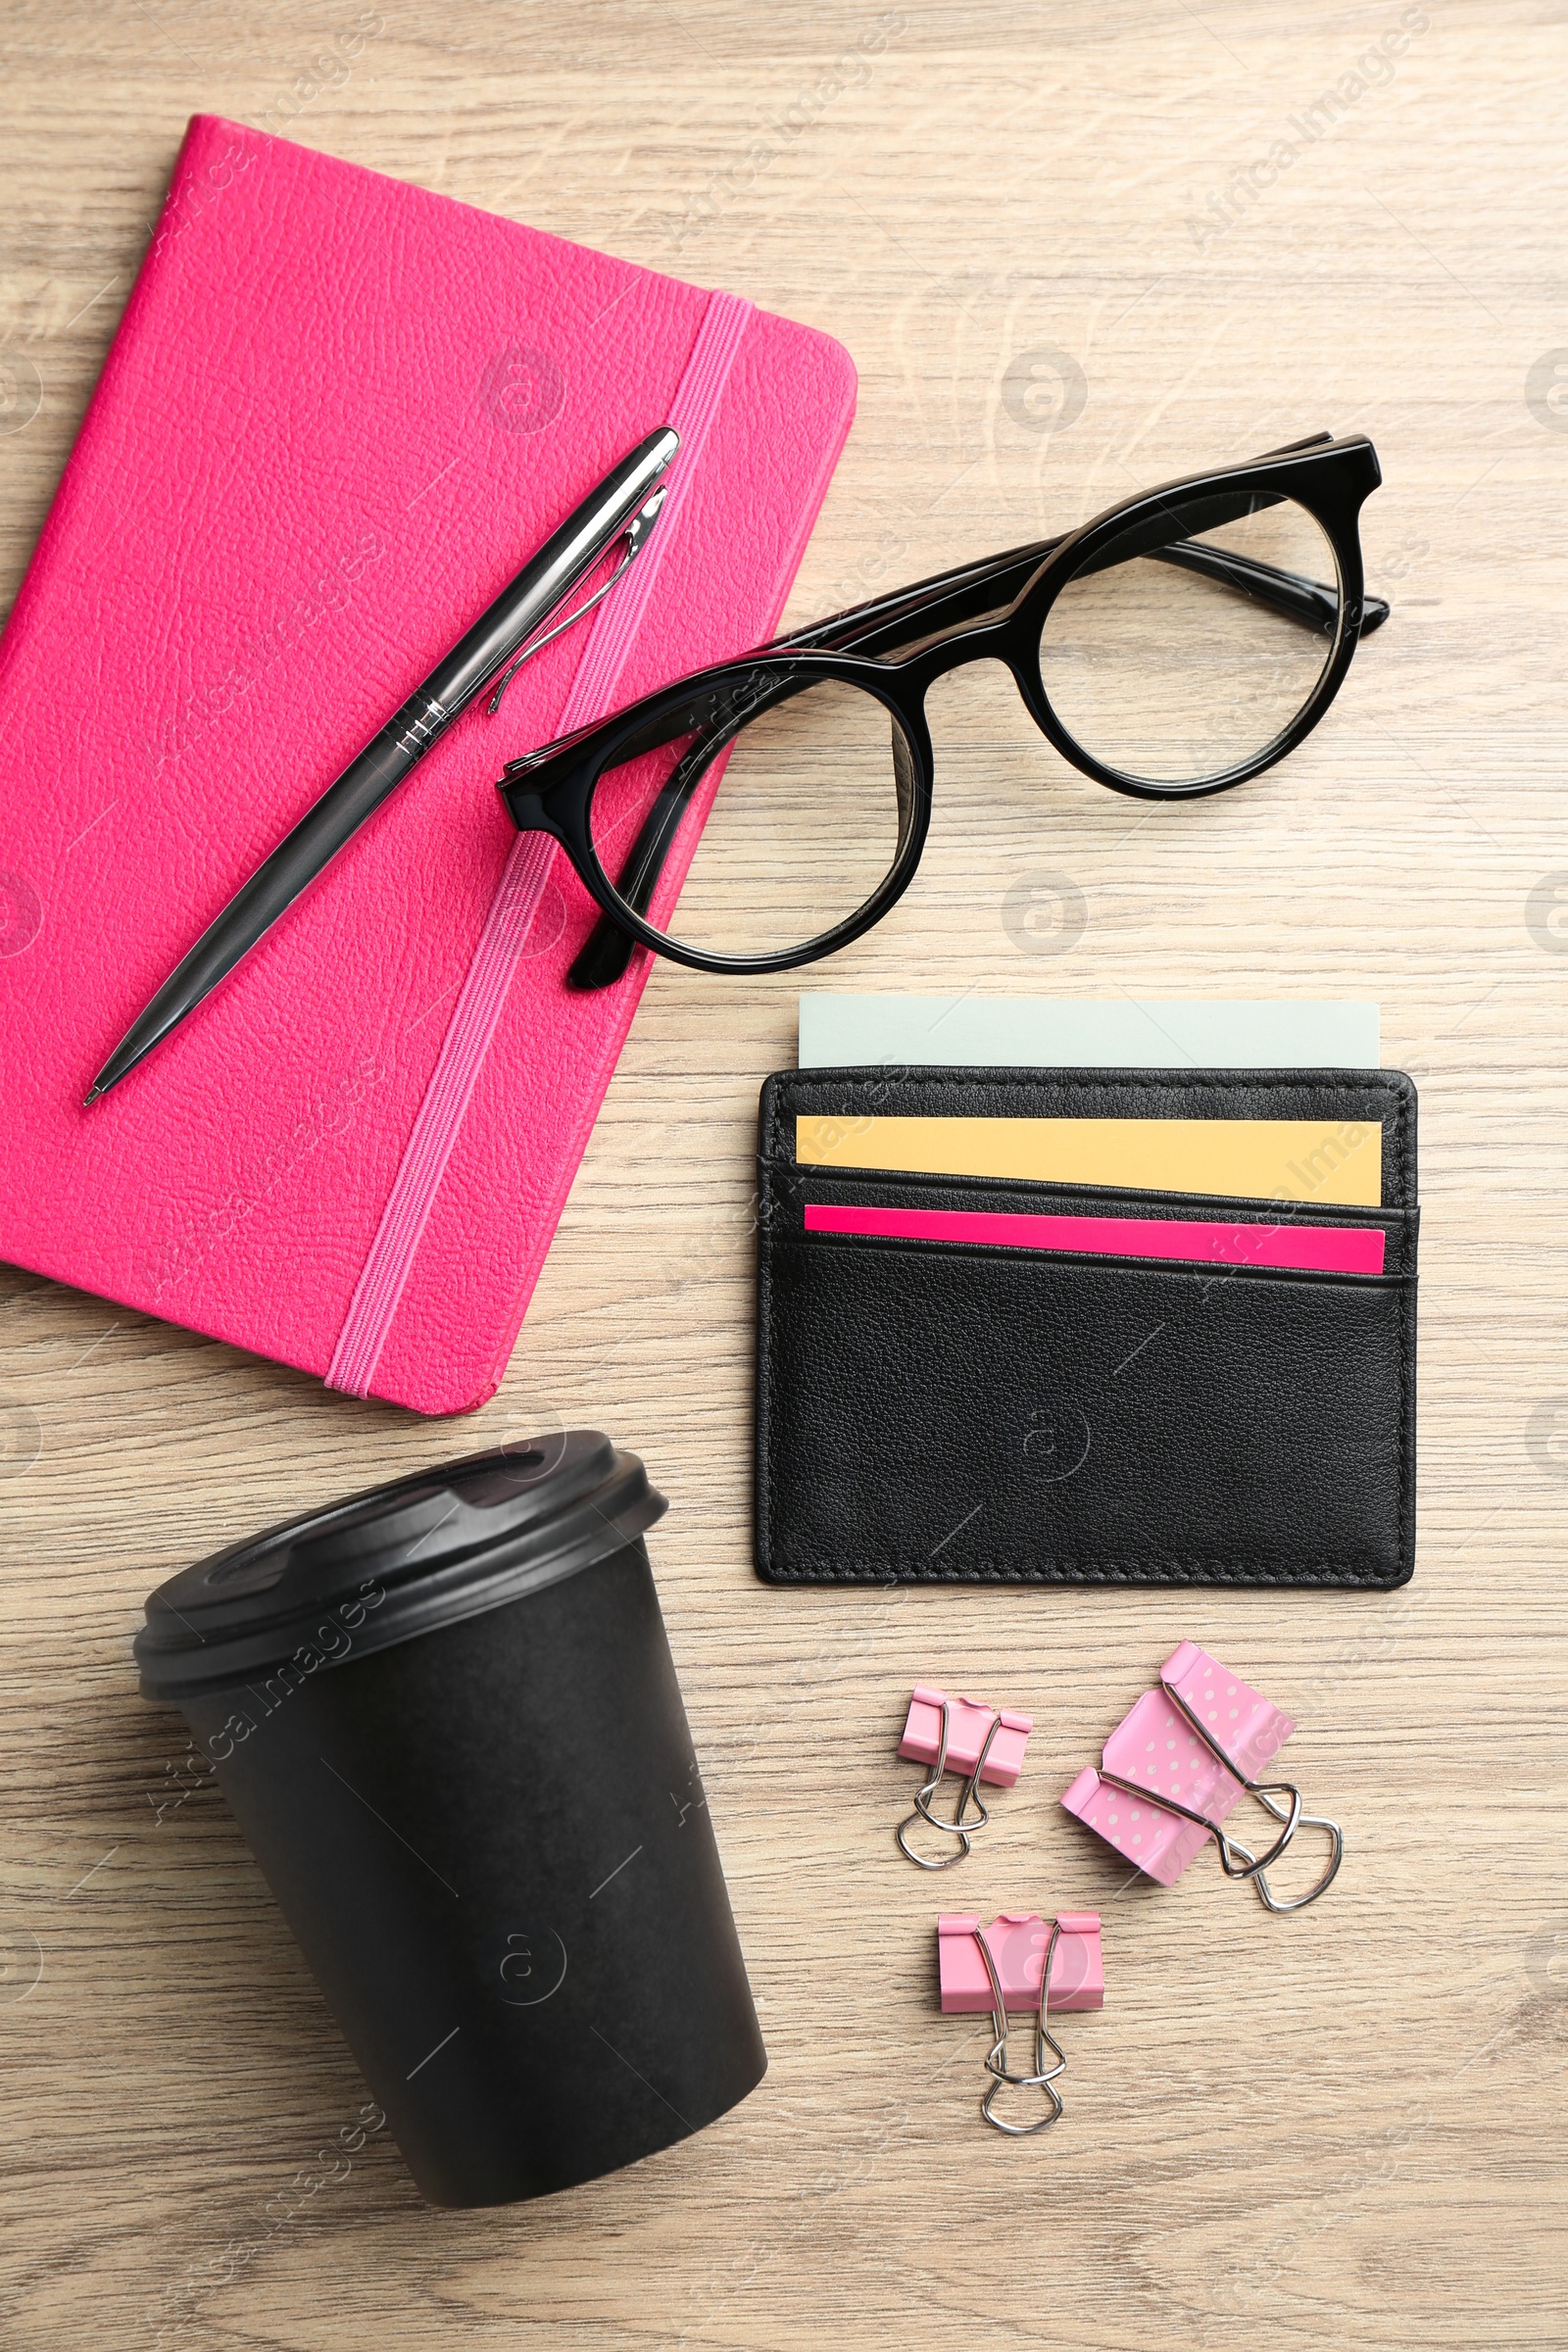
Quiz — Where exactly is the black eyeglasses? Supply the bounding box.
[496,430,1386,989]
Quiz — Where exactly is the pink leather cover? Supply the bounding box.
[0,117,856,1411]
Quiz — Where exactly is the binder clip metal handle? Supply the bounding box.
[1098,1676,1343,1914]
[897,1699,1001,1870]
[975,1919,1066,2136]
[1162,1675,1343,1911]
[1247,1788,1345,1915]
[896,1686,1032,1871]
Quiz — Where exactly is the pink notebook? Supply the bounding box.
[0,116,856,1413]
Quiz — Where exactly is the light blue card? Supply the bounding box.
[797,996,1380,1069]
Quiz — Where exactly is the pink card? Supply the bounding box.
[803,1200,1386,1276]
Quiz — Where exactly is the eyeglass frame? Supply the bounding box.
[497,430,1385,986]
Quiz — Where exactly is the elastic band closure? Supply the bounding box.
[327,289,756,1399]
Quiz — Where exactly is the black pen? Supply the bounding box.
[85,425,680,1103]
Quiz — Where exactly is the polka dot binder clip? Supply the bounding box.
[937,1911,1103,2136]
[896,1685,1033,1870]
[1060,1642,1343,1914]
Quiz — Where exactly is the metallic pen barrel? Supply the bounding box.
[86,425,679,1102]
[389,694,451,756]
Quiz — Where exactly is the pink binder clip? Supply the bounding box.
[897,1684,1032,1870]
[937,1912,1103,2134]
[1061,1642,1343,1913]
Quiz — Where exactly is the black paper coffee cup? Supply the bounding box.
[134,1434,766,2208]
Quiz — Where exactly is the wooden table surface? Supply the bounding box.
[2,3,1565,2346]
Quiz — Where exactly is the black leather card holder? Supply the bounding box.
[755,1067,1417,1590]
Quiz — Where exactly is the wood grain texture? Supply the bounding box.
[1,2,1565,2345]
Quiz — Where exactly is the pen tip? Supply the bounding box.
[82,1082,105,1106]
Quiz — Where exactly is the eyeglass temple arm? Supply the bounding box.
[563,498,1377,801]
[783,431,1385,653]
[548,441,1382,790]
[799,508,1388,661]
[567,470,1388,989]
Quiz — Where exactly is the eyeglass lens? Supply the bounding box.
[1036,491,1342,787]
[587,670,916,960]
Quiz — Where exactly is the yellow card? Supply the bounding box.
[795,1115,1383,1207]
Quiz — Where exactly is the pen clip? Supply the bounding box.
[486,485,669,715]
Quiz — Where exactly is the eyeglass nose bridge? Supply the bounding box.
[892,608,1037,695]
[885,596,1082,771]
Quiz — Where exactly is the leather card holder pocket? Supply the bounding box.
[755,1065,1418,1590]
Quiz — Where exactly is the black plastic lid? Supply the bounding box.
[134,1433,667,1702]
